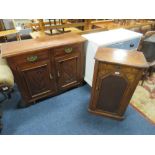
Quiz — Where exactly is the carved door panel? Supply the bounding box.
[90,62,143,118]
[17,60,56,99]
[55,54,80,90]
[95,74,128,114]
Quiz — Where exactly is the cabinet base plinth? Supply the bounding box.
[88,108,124,120]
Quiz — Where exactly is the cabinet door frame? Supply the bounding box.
[95,72,129,114]
[17,60,56,100]
[90,61,131,115]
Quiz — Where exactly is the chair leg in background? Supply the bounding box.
[0,105,2,133]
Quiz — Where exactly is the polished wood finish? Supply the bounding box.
[89,48,148,120]
[1,34,85,107]
[17,60,56,99]
[95,48,148,68]
[1,33,86,58]
[55,54,80,90]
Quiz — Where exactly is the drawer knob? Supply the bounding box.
[130,43,134,47]
[64,47,73,53]
[27,55,38,62]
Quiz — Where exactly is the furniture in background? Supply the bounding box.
[1,33,86,107]
[1,19,15,30]
[141,33,155,62]
[0,29,21,42]
[28,19,84,35]
[140,33,155,85]
[1,19,154,40]
[89,48,148,120]
[0,19,32,43]
[130,27,141,32]
[82,28,142,86]
[141,25,152,34]
[0,19,20,42]
[92,20,155,32]
[0,57,14,132]
[47,19,66,34]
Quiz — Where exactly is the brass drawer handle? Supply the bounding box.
[27,55,38,62]
[64,47,73,53]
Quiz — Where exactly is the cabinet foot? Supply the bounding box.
[88,108,124,120]
[17,100,29,108]
[79,81,86,86]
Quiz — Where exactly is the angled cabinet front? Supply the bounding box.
[95,74,128,114]
[89,62,144,120]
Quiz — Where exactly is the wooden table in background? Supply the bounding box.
[93,21,155,30]
[0,29,21,41]
[30,27,82,39]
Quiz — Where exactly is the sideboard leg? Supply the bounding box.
[17,100,29,108]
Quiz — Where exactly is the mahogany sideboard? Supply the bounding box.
[1,33,86,107]
[89,48,148,120]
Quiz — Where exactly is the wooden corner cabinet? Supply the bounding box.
[89,48,148,120]
[1,33,86,107]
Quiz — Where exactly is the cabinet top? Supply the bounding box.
[95,48,149,68]
[0,33,86,58]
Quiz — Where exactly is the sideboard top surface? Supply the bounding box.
[0,33,86,58]
[95,48,149,68]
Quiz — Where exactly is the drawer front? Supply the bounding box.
[99,63,140,75]
[10,50,49,65]
[107,37,141,50]
[54,43,82,57]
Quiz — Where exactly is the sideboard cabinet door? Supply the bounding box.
[17,60,56,101]
[55,53,81,91]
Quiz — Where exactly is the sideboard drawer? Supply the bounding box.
[10,50,49,65]
[54,43,82,57]
[107,37,141,50]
